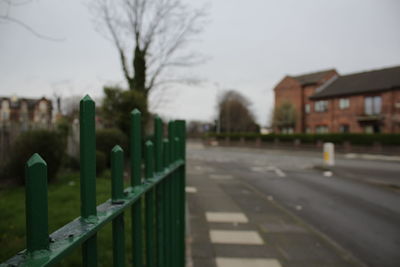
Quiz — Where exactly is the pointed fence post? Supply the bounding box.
[173,136,181,266]
[162,138,170,267]
[25,153,49,255]
[111,145,125,267]
[80,95,97,267]
[154,116,163,173]
[154,116,165,267]
[167,121,176,267]
[175,120,186,267]
[130,109,143,267]
[145,141,156,267]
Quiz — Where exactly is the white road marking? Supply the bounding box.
[210,230,264,245]
[194,166,215,172]
[216,257,282,267]
[206,212,248,223]
[209,174,233,180]
[185,186,197,193]
[274,168,286,177]
[251,166,286,177]
[251,166,267,172]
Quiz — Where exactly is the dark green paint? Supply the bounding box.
[80,95,97,267]
[25,153,49,254]
[82,238,97,267]
[80,95,97,218]
[176,120,186,267]
[111,145,125,267]
[111,145,125,202]
[172,137,181,267]
[112,214,125,267]
[131,109,143,267]
[167,122,176,267]
[130,109,142,186]
[162,139,172,267]
[145,141,156,267]
[154,116,163,173]
[154,117,165,267]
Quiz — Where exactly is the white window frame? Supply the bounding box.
[316,125,328,133]
[314,100,328,112]
[305,104,310,114]
[339,98,350,109]
[339,124,350,133]
[365,96,381,115]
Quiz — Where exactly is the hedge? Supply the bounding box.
[0,130,67,185]
[96,128,128,167]
[205,133,400,146]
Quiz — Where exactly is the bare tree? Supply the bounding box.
[217,90,259,133]
[0,0,63,41]
[91,0,207,102]
[62,95,83,118]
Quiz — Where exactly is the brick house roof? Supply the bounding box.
[290,69,337,86]
[0,97,51,110]
[311,66,400,99]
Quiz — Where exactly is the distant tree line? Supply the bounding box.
[216,90,260,133]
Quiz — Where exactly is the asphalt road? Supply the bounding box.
[187,142,400,267]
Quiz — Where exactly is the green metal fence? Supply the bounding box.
[1,95,186,267]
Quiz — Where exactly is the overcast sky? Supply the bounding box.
[1,0,399,126]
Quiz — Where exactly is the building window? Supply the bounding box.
[365,96,381,115]
[281,127,294,134]
[1,111,9,121]
[1,100,10,121]
[305,127,311,133]
[316,125,328,133]
[315,100,328,112]
[339,124,350,133]
[339,98,350,109]
[364,125,380,134]
[304,104,310,114]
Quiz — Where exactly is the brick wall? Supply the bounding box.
[304,91,400,133]
[274,76,302,132]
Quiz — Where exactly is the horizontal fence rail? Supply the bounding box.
[1,95,186,267]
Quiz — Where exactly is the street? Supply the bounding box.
[187,142,400,267]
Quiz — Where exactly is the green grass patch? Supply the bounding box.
[0,170,134,266]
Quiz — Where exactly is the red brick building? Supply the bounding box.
[273,66,400,133]
[0,96,53,129]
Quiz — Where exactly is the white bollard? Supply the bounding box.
[323,142,335,166]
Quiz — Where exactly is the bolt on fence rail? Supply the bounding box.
[1,95,186,267]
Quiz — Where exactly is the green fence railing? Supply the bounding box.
[1,95,186,267]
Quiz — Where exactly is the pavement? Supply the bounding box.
[186,149,366,267]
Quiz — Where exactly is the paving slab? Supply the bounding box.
[215,257,282,267]
[186,186,198,193]
[193,258,216,267]
[207,222,258,231]
[209,174,234,180]
[214,244,281,258]
[210,230,264,245]
[206,212,248,223]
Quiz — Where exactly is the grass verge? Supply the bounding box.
[0,170,134,266]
